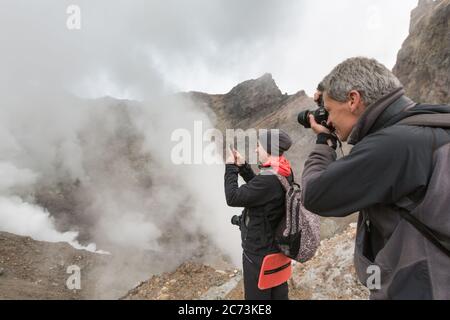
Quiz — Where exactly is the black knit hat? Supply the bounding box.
[258,129,292,156]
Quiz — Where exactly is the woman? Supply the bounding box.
[224,129,293,300]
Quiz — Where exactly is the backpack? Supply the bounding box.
[273,174,320,263]
[395,113,450,258]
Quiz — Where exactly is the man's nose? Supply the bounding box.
[326,119,335,130]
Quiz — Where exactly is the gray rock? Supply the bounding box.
[393,0,450,105]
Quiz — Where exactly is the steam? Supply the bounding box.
[0,159,101,252]
[0,91,241,267]
[0,196,98,252]
[0,0,246,264]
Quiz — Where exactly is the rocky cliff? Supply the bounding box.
[393,0,450,104]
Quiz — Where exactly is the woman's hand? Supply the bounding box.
[226,147,246,166]
[233,149,246,167]
[226,147,236,165]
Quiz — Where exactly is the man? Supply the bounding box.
[301,57,450,299]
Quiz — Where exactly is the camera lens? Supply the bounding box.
[231,215,241,226]
[297,110,312,128]
[298,107,330,129]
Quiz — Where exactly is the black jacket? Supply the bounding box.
[302,88,450,299]
[224,163,292,256]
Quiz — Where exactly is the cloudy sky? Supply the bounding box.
[0,0,418,100]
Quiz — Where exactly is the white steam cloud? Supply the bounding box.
[0,161,102,252]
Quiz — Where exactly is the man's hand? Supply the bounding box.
[309,114,331,135]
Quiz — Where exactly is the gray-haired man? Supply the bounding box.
[302,57,450,299]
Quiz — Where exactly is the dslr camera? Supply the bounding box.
[231,214,242,227]
[297,94,331,129]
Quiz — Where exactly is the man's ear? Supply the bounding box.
[348,90,365,114]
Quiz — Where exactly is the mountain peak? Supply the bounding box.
[222,74,284,120]
[227,73,280,97]
[258,72,274,82]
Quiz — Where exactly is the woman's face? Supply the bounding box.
[255,141,269,164]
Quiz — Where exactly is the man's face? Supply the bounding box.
[323,91,365,142]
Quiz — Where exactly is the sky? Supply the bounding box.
[0,0,418,100]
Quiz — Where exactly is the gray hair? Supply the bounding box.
[321,57,403,107]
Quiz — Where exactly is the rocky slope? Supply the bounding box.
[0,231,105,299]
[123,224,369,300]
[0,230,231,299]
[393,0,450,104]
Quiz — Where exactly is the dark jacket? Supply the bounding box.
[224,163,293,256]
[302,87,450,299]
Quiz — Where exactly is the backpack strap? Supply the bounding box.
[397,114,450,128]
[394,113,450,258]
[275,174,292,192]
[260,167,295,192]
[398,208,450,258]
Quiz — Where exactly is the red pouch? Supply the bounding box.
[258,253,292,290]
